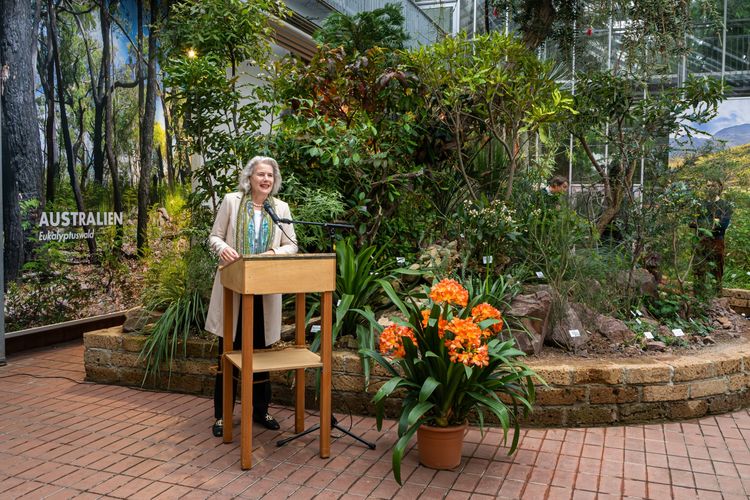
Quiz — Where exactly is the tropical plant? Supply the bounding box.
[407,31,575,201]
[313,2,409,53]
[309,238,394,388]
[138,242,216,383]
[361,278,540,484]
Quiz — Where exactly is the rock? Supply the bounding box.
[123,307,162,332]
[336,334,359,350]
[547,304,588,350]
[702,336,716,345]
[507,288,553,354]
[645,340,667,352]
[615,268,658,297]
[716,316,732,329]
[658,325,673,338]
[594,315,636,344]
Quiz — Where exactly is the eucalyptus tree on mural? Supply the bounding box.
[136,0,158,255]
[1,0,45,283]
[48,0,97,256]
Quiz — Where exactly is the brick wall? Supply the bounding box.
[724,288,750,314]
[85,327,750,427]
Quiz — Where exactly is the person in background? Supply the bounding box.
[545,175,569,196]
[692,180,732,297]
[204,156,297,437]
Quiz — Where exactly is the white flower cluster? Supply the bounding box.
[462,199,517,229]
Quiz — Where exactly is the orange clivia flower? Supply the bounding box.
[429,279,469,307]
[443,318,489,368]
[421,310,448,338]
[379,325,417,358]
[471,303,504,334]
[445,317,483,344]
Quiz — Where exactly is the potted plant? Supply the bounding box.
[361,278,541,484]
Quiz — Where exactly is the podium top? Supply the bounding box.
[220,253,336,294]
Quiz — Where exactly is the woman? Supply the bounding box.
[204,156,297,437]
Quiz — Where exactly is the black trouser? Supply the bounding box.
[213,295,271,419]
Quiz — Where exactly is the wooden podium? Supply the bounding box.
[220,253,335,469]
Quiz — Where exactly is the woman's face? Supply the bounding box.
[250,163,274,198]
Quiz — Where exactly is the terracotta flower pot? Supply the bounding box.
[417,421,468,470]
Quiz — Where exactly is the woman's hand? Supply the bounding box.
[219,247,240,263]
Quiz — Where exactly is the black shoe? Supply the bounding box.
[212,419,223,437]
[253,412,280,430]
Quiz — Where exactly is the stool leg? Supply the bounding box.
[320,291,332,459]
[295,293,306,434]
[240,294,254,470]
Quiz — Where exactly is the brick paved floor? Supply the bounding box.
[1,341,750,499]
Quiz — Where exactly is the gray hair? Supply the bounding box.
[238,156,282,195]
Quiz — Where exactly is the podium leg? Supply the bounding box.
[241,294,254,470]
[320,291,332,459]
[295,293,306,434]
[222,288,233,444]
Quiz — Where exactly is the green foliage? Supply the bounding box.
[5,242,91,331]
[455,195,521,273]
[269,44,428,250]
[725,189,750,289]
[361,279,540,484]
[280,174,346,252]
[314,3,409,53]
[407,31,575,200]
[309,239,395,388]
[161,0,289,209]
[569,71,725,235]
[138,233,216,383]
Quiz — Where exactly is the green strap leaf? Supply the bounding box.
[418,377,441,403]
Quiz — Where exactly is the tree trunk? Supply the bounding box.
[42,3,57,205]
[92,98,105,184]
[137,0,158,255]
[102,0,123,249]
[137,0,144,121]
[49,0,96,256]
[1,0,45,284]
[162,95,174,188]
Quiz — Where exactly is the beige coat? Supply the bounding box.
[204,192,298,344]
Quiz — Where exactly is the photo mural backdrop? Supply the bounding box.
[1,0,170,331]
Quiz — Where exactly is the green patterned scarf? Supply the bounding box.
[235,194,276,256]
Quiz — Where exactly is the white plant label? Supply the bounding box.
[536,271,545,279]
[672,328,685,337]
[396,257,405,265]
[482,255,493,264]
[337,299,341,307]
[311,325,321,333]
[569,329,581,338]
[636,310,643,316]
[635,318,642,325]
[644,331,654,339]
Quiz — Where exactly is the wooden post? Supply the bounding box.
[222,287,233,444]
[320,290,333,459]
[295,293,306,434]
[240,294,254,470]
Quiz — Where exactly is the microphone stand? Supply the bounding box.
[271,216,376,450]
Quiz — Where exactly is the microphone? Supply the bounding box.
[263,200,287,224]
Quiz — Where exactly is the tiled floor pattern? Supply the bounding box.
[1,341,750,499]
